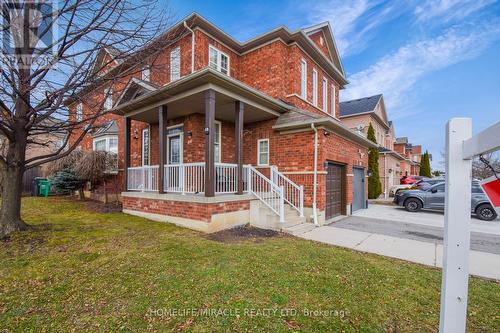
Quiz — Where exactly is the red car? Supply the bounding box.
[400,175,424,185]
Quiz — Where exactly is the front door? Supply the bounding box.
[326,162,345,220]
[166,131,183,191]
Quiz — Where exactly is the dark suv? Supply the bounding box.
[393,182,498,221]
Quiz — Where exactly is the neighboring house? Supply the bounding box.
[339,94,406,198]
[394,137,422,177]
[68,13,376,232]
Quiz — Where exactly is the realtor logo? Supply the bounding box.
[1,0,58,67]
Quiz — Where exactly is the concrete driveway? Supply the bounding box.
[353,203,500,236]
[300,204,500,280]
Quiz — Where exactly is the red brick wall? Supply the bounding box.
[307,31,332,61]
[122,196,250,222]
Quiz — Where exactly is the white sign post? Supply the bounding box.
[439,119,500,333]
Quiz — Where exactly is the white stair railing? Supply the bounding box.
[247,165,284,223]
[270,166,304,217]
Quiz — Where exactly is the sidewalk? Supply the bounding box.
[301,226,500,280]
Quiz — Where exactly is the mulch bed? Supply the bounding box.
[204,224,285,243]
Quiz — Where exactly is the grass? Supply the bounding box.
[0,197,499,332]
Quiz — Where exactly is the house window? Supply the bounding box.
[312,69,318,106]
[104,87,113,110]
[93,136,118,154]
[214,121,221,163]
[322,78,328,112]
[331,84,336,117]
[257,139,269,166]
[76,103,83,121]
[170,47,180,81]
[208,45,229,75]
[300,59,307,99]
[142,128,150,165]
[142,66,150,81]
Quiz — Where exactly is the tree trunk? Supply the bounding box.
[0,164,28,237]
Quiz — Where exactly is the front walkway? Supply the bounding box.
[300,215,500,280]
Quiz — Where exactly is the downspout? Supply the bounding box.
[384,153,388,198]
[311,123,319,226]
[183,21,195,73]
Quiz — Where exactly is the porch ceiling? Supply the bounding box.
[112,68,291,124]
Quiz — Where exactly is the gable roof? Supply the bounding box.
[301,22,345,77]
[115,77,160,106]
[339,94,383,118]
[92,120,118,138]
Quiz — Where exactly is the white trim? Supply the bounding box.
[208,45,230,76]
[257,138,270,166]
[142,66,151,81]
[322,77,328,113]
[170,46,181,81]
[142,127,150,166]
[300,59,307,99]
[214,120,222,163]
[104,87,113,110]
[93,135,118,153]
[312,68,318,106]
[166,131,184,165]
[76,103,83,121]
[331,83,336,117]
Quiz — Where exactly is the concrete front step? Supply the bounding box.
[282,222,317,236]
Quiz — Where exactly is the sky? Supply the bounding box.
[168,0,500,169]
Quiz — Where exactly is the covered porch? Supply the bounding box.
[114,68,291,198]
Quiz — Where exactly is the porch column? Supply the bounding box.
[235,101,244,195]
[123,117,131,192]
[158,105,167,194]
[205,89,216,197]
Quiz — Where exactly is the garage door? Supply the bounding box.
[326,162,345,220]
[352,167,366,212]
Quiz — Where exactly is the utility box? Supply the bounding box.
[32,177,46,197]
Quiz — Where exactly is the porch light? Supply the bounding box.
[204,127,209,135]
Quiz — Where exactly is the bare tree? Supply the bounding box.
[0,0,178,236]
[472,153,499,180]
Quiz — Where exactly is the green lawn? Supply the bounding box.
[0,198,498,332]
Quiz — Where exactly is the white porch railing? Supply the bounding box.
[271,166,304,217]
[127,165,159,192]
[247,166,284,223]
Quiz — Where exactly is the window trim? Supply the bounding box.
[170,46,181,81]
[208,45,230,76]
[331,83,337,118]
[142,66,151,81]
[76,103,83,121]
[92,135,118,153]
[257,138,270,166]
[104,87,113,110]
[214,120,222,163]
[312,68,318,106]
[142,127,150,166]
[300,59,307,99]
[322,78,328,113]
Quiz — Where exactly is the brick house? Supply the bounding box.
[68,13,375,232]
[394,137,422,177]
[339,94,407,198]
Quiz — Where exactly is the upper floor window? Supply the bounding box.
[93,136,118,154]
[76,103,83,121]
[142,128,150,165]
[104,87,113,110]
[331,84,336,117]
[257,139,269,166]
[300,59,307,99]
[209,45,229,75]
[322,78,328,113]
[214,121,221,163]
[170,47,180,81]
[142,66,150,81]
[312,69,318,106]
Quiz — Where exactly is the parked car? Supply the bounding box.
[393,182,498,221]
[389,178,443,197]
[400,175,422,185]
